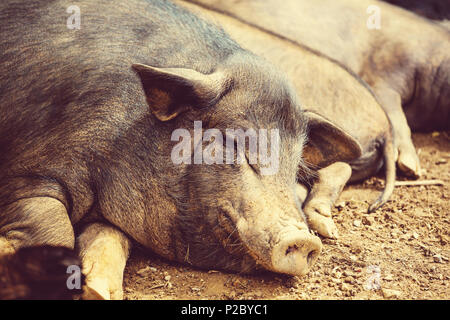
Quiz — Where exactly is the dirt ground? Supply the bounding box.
[122,132,449,300]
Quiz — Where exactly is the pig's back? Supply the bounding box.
[0,0,240,160]
[190,0,449,73]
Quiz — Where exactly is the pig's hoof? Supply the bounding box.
[305,201,332,218]
[397,148,421,178]
[83,277,123,300]
[306,210,339,239]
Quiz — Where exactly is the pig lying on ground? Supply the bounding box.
[188,0,450,179]
[0,0,364,299]
[177,0,397,238]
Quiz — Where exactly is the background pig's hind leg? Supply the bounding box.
[373,84,421,178]
[78,223,131,300]
[301,162,352,239]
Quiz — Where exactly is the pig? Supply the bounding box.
[0,0,364,299]
[188,0,450,179]
[177,0,397,238]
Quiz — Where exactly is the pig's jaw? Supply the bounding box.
[173,200,322,276]
[172,206,259,273]
[209,206,322,277]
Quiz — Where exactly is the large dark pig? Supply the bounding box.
[0,0,362,299]
[177,0,396,238]
[188,0,450,179]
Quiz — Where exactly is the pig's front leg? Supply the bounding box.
[0,196,75,250]
[297,162,352,239]
[372,83,421,178]
[0,195,81,299]
[77,223,131,300]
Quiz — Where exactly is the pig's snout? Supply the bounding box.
[271,229,322,276]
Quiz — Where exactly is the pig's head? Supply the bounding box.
[133,54,361,276]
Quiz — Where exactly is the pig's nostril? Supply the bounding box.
[307,250,318,266]
[285,244,298,255]
[271,231,322,276]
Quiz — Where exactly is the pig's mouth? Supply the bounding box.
[212,209,258,273]
[213,206,322,277]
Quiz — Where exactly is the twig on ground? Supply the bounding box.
[395,180,445,187]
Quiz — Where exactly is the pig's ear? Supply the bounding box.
[132,63,230,121]
[303,111,362,168]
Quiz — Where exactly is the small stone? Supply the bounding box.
[353,220,362,227]
[340,283,351,291]
[335,290,343,297]
[399,234,409,241]
[431,131,440,138]
[383,274,394,281]
[331,278,341,284]
[349,255,357,262]
[228,291,236,299]
[362,216,374,226]
[412,232,419,240]
[433,254,443,263]
[344,276,355,284]
[149,267,157,272]
[436,158,447,165]
[350,247,362,254]
[164,275,171,281]
[381,288,402,299]
[136,266,152,276]
[167,282,173,289]
[191,287,201,292]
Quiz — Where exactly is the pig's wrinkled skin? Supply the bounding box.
[0,0,366,299]
[178,0,396,219]
[188,0,450,179]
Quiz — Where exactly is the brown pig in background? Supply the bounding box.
[188,0,450,179]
